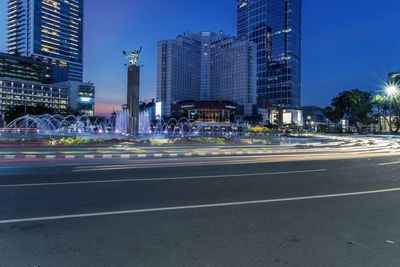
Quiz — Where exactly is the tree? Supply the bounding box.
[5,104,57,123]
[370,93,400,133]
[4,104,80,124]
[324,106,343,124]
[371,94,387,133]
[389,94,400,133]
[244,114,263,123]
[325,89,373,133]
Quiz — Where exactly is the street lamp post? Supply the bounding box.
[386,85,397,135]
[389,105,392,135]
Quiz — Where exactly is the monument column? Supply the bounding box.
[123,47,142,136]
[127,65,140,136]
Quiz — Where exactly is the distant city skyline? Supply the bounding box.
[1,0,400,116]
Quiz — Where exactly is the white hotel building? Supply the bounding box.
[156,31,257,117]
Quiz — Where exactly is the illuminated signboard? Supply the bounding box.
[79,97,93,103]
[181,105,194,109]
[156,102,162,119]
[282,112,292,124]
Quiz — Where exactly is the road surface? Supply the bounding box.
[1,137,400,266]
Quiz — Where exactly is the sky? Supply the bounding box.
[1,0,400,116]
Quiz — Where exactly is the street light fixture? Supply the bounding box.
[385,84,398,135]
[386,85,397,96]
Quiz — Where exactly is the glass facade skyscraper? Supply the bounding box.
[8,0,84,82]
[237,0,302,108]
[8,0,29,56]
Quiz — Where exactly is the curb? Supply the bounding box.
[0,146,391,160]
[0,150,303,160]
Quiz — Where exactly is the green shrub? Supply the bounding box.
[149,138,170,146]
[64,138,75,145]
[48,138,56,146]
[59,137,86,146]
[185,137,226,145]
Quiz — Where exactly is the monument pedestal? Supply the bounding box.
[127,65,140,136]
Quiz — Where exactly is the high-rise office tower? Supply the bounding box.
[0,51,68,83]
[237,0,302,108]
[8,0,84,82]
[157,31,256,117]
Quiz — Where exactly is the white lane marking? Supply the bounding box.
[1,185,399,224]
[5,155,15,159]
[184,153,192,157]
[211,152,219,156]
[0,169,327,188]
[198,152,206,156]
[121,154,131,159]
[45,155,56,159]
[25,155,36,159]
[154,154,163,158]
[65,155,75,159]
[137,154,147,158]
[84,155,94,159]
[103,154,113,159]
[169,154,178,157]
[378,161,400,166]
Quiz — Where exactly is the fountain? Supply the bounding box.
[115,110,249,138]
[2,112,250,140]
[2,114,115,139]
[115,109,129,134]
[146,117,248,138]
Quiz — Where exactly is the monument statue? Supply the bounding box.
[123,47,142,136]
[122,47,142,66]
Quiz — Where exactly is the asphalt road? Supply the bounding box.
[1,149,400,266]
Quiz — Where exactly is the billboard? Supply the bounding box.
[155,102,162,119]
[79,97,93,103]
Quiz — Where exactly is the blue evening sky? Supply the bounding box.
[1,0,400,115]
